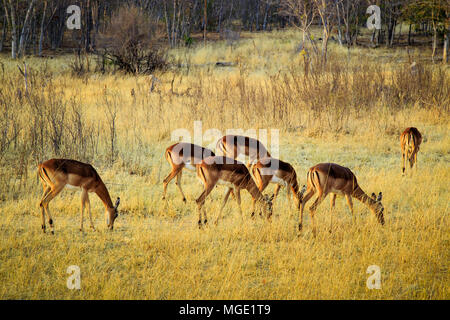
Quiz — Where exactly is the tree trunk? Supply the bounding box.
[432,22,437,62]
[85,0,91,52]
[203,0,207,45]
[38,1,47,56]
[217,0,223,33]
[408,24,412,45]
[443,31,449,64]
[336,1,343,45]
[262,2,269,31]
[389,20,396,46]
[0,15,5,52]
[8,0,16,59]
[18,0,36,57]
[163,1,172,46]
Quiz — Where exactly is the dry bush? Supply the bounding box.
[97,5,167,75]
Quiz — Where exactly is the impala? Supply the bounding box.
[251,156,306,212]
[400,127,422,175]
[215,135,271,166]
[299,163,384,235]
[162,142,215,202]
[195,156,274,227]
[38,158,120,233]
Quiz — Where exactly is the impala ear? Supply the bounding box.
[371,192,377,200]
[377,192,383,202]
[114,197,120,209]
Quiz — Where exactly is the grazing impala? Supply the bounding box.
[216,135,271,166]
[400,127,422,175]
[195,156,274,227]
[251,156,306,211]
[38,159,120,233]
[299,163,384,235]
[162,142,215,202]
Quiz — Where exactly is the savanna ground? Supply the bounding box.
[0,28,449,299]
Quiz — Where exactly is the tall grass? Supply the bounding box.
[0,29,448,299]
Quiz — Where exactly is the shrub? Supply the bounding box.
[97,5,167,75]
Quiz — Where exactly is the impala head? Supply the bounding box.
[370,192,385,225]
[106,197,121,230]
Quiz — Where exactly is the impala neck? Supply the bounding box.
[95,180,114,209]
[352,187,377,209]
[246,178,264,201]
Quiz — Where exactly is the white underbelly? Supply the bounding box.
[329,188,345,195]
[66,184,82,190]
[217,179,235,188]
[271,174,288,187]
[184,163,196,171]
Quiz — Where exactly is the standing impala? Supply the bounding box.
[400,127,422,175]
[38,159,120,233]
[195,156,274,227]
[251,156,306,211]
[216,135,271,167]
[162,142,215,202]
[299,163,384,235]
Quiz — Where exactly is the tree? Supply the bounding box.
[313,0,335,64]
[279,0,318,55]
[7,0,16,58]
[403,0,448,62]
[18,0,36,57]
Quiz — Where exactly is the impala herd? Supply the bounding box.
[37,127,422,236]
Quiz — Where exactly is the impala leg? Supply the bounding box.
[251,197,256,218]
[175,171,187,203]
[299,188,315,232]
[39,186,51,233]
[309,192,326,237]
[273,184,281,202]
[286,184,292,204]
[162,167,182,200]
[235,188,243,220]
[329,193,336,233]
[195,184,214,228]
[414,152,418,170]
[215,187,233,225]
[86,192,95,231]
[345,194,354,216]
[80,189,89,231]
[401,152,406,175]
[41,184,65,234]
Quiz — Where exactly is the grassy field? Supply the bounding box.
[0,29,449,299]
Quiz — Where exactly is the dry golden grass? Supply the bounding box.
[0,29,448,299]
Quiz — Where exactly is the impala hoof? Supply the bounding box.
[182,198,187,203]
[298,224,303,231]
